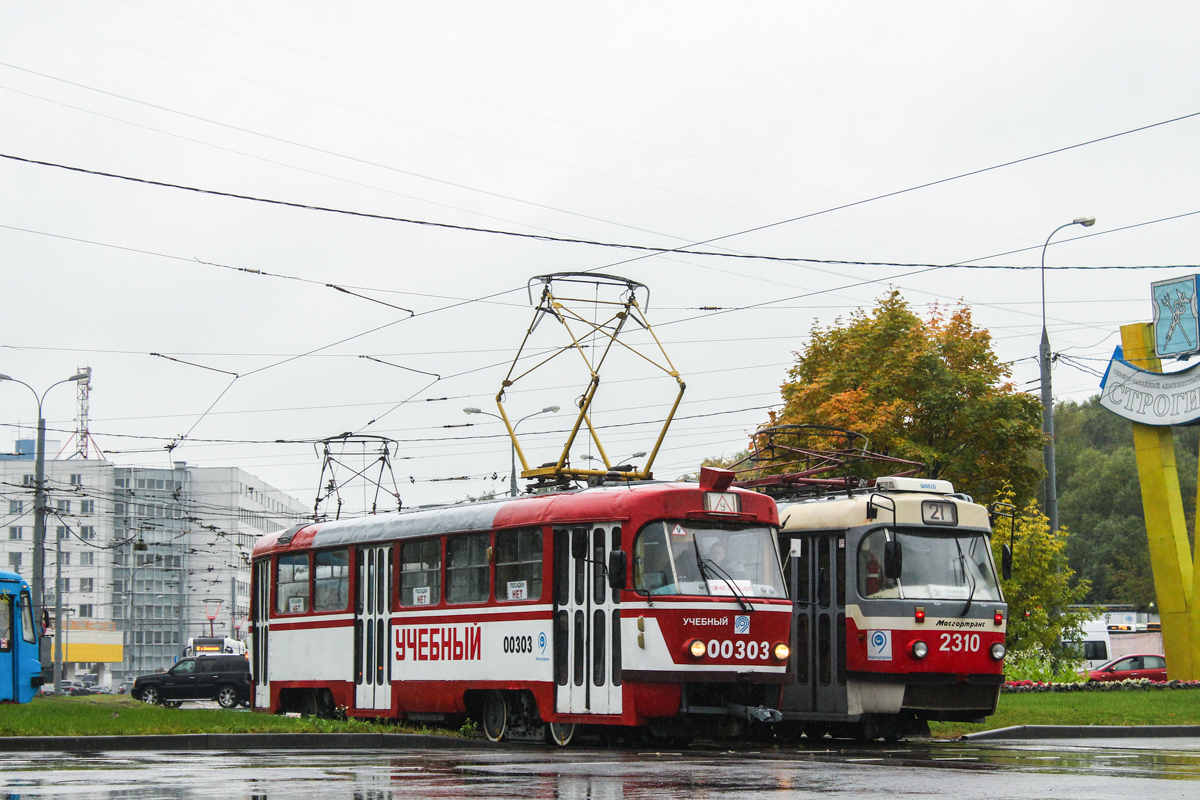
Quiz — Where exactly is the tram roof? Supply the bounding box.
[777,491,990,533]
[253,480,778,557]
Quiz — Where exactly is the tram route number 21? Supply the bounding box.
[939,632,981,652]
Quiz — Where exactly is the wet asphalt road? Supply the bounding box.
[2,738,1198,800]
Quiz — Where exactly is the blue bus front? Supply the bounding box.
[1,570,43,704]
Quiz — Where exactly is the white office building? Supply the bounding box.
[0,442,308,686]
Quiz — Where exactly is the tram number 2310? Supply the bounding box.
[939,632,981,652]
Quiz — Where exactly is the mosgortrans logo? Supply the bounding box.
[934,619,987,629]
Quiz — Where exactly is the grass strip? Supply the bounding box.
[929,688,1200,739]
[6,690,1199,741]
[0,696,460,738]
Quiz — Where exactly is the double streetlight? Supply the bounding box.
[1039,217,1095,533]
[464,405,559,496]
[0,370,91,689]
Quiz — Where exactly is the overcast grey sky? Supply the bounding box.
[2,1,1197,511]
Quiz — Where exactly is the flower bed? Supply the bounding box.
[1003,679,1200,693]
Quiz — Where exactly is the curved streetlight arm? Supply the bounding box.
[465,405,560,496]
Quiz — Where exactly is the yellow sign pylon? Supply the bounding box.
[1120,322,1200,680]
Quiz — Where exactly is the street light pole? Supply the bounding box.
[464,405,560,496]
[0,371,91,685]
[1039,217,1095,534]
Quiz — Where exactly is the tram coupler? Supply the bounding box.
[728,703,783,723]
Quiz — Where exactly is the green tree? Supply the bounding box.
[991,490,1093,665]
[1054,396,1197,608]
[775,291,1044,502]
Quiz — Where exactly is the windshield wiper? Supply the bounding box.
[691,538,754,613]
[954,537,977,617]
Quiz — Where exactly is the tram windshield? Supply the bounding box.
[858,528,1001,601]
[633,521,787,599]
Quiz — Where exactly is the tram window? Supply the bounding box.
[817,538,831,609]
[314,549,350,611]
[401,538,442,606]
[275,553,310,614]
[446,533,489,603]
[633,525,674,594]
[495,528,542,602]
[592,528,606,605]
[593,609,606,686]
[836,538,845,609]
[857,531,899,599]
[0,595,11,651]
[573,609,585,686]
[611,609,622,686]
[554,530,570,606]
[573,529,586,605]
[610,528,622,604]
[20,590,35,644]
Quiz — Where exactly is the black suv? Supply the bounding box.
[131,655,250,709]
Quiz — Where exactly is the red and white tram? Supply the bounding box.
[249,469,792,744]
[774,476,1008,740]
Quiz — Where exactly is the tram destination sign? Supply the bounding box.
[1100,345,1200,426]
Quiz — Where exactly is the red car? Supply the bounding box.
[1087,653,1168,682]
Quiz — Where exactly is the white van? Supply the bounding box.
[1065,617,1111,670]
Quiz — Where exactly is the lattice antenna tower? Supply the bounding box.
[311,434,404,521]
[69,366,95,459]
[497,272,685,490]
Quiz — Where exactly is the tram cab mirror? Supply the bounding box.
[883,540,903,581]
[1001,544,1013,581]
[608,550,627,590]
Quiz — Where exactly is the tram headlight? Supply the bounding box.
[910,640,929,660]
[990,642,1007,661]
[688,639,707,659]
[773,642,790,661]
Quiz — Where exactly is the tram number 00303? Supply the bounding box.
[503,635,533,654]
[939,632,981,652]
[707,639,772,660]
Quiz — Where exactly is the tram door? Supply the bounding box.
[782,533,847,715]
[251,560,270,709]
[553,525,622,716]
[355,545,393,711]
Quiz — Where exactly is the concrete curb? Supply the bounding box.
[0,732,501,753]
[962,725,1200,741]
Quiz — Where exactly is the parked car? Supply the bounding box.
[130,655,251,708]
[1087,653,1168,682]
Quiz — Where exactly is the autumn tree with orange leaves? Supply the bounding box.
[773,291,1043,503]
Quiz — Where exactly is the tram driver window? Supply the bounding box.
[446,533,489,603]
[314,549,350,611]
[275,553,311,614]
[857,531,899,599]
[401,538,442,606]
[495,528,542,602]
[20,591,35,644]
[633,526,677,595]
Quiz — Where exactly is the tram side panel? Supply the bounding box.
[251,483,793,733]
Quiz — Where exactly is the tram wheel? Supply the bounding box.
[482,690,508,742]
[545,722,575,747]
